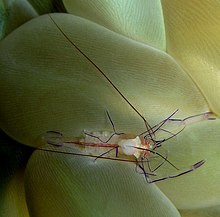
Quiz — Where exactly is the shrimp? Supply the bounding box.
[39,109,214,183]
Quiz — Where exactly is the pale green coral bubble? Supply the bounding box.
[63,0,166,50]
[26,0,66,14]
[25,149,181,217]
[0,0,38,39]
[0,13,208,147]
[0,131,32,217]
[1,170,30,217]
[180,205,220,217]
[156,119,220,209]
[162,0,220,115]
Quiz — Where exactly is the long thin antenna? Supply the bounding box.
[48,14,154,136]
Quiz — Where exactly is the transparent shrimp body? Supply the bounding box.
[67,131,151,160]
[40,111,215,183]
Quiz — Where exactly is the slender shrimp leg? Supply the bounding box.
[143,160,205,183]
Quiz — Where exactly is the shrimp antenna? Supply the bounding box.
[48,14,154,140]
[37,146,139,163]
[142,109,179,136]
